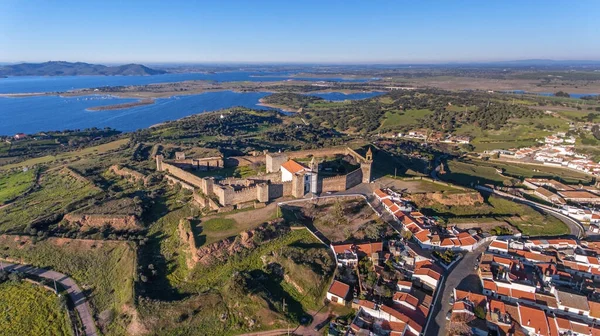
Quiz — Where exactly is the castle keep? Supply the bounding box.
[156,146,373,210]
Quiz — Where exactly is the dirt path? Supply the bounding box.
[2,261,98,336]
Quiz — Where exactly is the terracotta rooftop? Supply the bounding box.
[490,240,509,249]
[328,280,350,299]
[374,189,389,199]
[281,160,308,174]
[518,304,549,336]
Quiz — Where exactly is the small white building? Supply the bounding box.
[326,280,350,305]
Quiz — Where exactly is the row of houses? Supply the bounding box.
[328,240,444,336]
[374,188,487,252]
[462,237,600,335]
[394,130,471,144]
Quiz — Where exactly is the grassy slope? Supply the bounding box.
[0,281,73,336]
[0,171,100,233]
[139,228,333,335]
[416,194,568,236]
[0,169,36,204]
[0,138,129,171]
[0,236,136,335]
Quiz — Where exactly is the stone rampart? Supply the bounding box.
[109,165,148,185]
[63,213,140,231]
[177,218,199,268]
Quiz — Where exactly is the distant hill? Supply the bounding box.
[0,61,167,76]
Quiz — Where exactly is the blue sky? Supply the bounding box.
[0,0,597,64]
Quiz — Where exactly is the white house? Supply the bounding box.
[326,280,350,305]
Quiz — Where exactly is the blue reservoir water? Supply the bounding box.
[0,91,274,135]
[0,72,370,94]
[503,90,598,99]
[0,91,383,135]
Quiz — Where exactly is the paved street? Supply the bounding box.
[3,261,98,336]
[428,242,489,336]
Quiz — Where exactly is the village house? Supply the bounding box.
[326,280,350,305]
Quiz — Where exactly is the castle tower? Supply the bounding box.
[361,147,373,184]
[256,183,269,203]
[155,154,164,171]
[291,173,305,198]
[365,147,373,162]
[309,157,319,194]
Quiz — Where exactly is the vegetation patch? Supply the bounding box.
[0,280,73,336]
[0,168,36,204]
[0,171,101,233]
[0,236,136,336]
[202,218,236,232]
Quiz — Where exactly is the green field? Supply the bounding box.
[442,158,592,187]
[0,171,101,233]
[0,281,73,336]
[417,194,569,236]
[202,217,236,232]
[0,236,136,336]
[454,115,568,151]
[380,109,433,129]
[0,169,36,204]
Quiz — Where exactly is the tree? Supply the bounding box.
[554,91,571,98]
[474,305,486,319]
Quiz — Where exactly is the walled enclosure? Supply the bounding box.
[156,146,373,208]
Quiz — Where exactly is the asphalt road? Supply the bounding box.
[477,186,584,238]
[2,261,98,336]
[428,242,489,336]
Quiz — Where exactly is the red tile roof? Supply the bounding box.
[454,289,487,307]
[281,160,307,174]
[518,305,549,336]
[328,280,350,298]
[490,240,508,249]
[331,243,353,254]
[355,242,383,255]
[414,268,441,281]
[590,300,600,319]
[374,189,389,199]
[414,230,431,243]
[393,292,419,308]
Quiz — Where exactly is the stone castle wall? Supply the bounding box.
[63,213,140,231]
[177,218,199,267]
[109,165,148,185]
[321,175,348,193]
[346,168,363,189]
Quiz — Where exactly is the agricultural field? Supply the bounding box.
[0,281,73,336]
[0,170,101,233]
[379,109,434,130]
[0,168,36,204]
[0,236,136,336]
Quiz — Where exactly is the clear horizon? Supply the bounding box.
[1,0,598,63]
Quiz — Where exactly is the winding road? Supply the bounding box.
[475,186,585,238]
[2,261,98,336]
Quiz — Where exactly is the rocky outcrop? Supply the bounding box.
[195,219,287,267]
